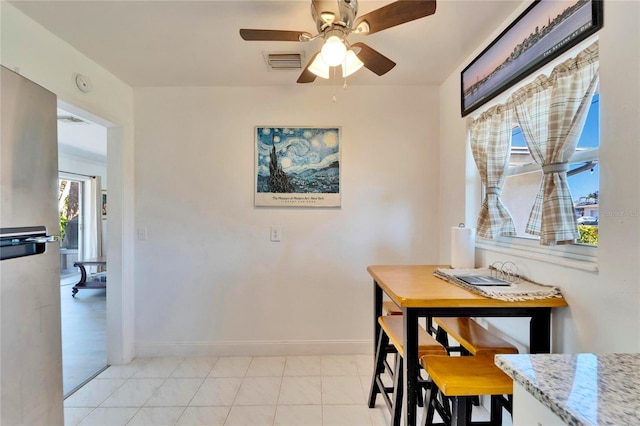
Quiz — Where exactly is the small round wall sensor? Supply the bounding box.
[75,74,93,93]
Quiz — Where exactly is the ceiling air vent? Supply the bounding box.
[265,53,304,70]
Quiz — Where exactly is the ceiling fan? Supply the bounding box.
[239,0,437,83]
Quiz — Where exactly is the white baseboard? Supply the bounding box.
[134,339,372,358]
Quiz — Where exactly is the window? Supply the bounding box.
[58,173,104,277]
[59,178,82,250]
[59,177,83,277]
[501,93,600,246]
[470,42,599,269]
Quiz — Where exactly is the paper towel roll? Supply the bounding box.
[451,225,475,269]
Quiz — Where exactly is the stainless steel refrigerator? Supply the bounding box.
[1,66,64,425]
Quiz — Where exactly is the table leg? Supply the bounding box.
[530,309,551,353]
[403,308,419,426]
[77,264,87,284]
[71,264,88,297]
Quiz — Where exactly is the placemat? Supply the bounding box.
[434,268,563,301]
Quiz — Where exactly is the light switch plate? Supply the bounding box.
[270,225,281,242]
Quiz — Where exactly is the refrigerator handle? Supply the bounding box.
[25,235,59,243]
[0,227,59,261]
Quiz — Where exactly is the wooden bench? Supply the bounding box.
[434,317,518,356]
[369,315,447,426]
[379,315,447,360]
[420,355,513,426]
[383,300,402,315]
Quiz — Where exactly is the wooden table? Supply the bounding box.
[72,257,107,297]
[368,265,568,426]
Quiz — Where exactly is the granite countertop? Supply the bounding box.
[495,353,640,426]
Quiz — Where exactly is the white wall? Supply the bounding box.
[4,0,637,367]
[59,153,107,188]
[1,2,136,363]
[133,85,440,355]
[439,0,640,354]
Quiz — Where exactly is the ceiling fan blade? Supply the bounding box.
[354,0,437,35]
[352,42,396,76]
[239,29,312,42]
[297,52,321,84]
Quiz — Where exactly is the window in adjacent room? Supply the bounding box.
[58,177,83,277]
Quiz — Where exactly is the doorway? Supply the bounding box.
[57,107,108,397]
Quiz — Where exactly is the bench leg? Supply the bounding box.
[439,390,452,421]
[490,395,512,426]
[423,379,458,426]
[451,396,470,426]
[435,326,449,350]
[391,354,403,426]
[421,379,436,426]
[368,327,389,407]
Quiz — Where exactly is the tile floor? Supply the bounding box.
[64,354,504,426]
[64,354,398,426]
[58,284,505,426]
[61,275,107,396]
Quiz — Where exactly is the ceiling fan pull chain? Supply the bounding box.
[342,53,350,91]
[332,66,337,102]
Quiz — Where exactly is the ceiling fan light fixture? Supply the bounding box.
[320,12,336,24]
[308,54,330,79]
[342,50,364,77]
[320,35,347,67]
[354,21,370,34]
[241,0,439,84]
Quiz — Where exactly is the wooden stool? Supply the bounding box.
[420,355,513,426]
[433,317,517,412]
[369,316,447,426]
[434,317,518,356]
[383,300,403,315]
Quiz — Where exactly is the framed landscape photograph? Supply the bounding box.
[461,0,603,117]
[101,190,107,219]
[255,126,341,207]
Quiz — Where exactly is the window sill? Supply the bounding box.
[476,237,598,272]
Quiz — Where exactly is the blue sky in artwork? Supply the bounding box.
[256,127,339,177]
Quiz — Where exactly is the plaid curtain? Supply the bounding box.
[509,42,599,245]
[470,105,516,239]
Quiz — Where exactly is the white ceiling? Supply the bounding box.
[17,0,522,160]
[57,108,107,162]
[11,0,522,87]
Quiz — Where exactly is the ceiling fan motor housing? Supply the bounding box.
[311,0,358,33]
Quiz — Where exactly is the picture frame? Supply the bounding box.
[101,190,107,219]
[255,126,341,207]
[461,0,603,117]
